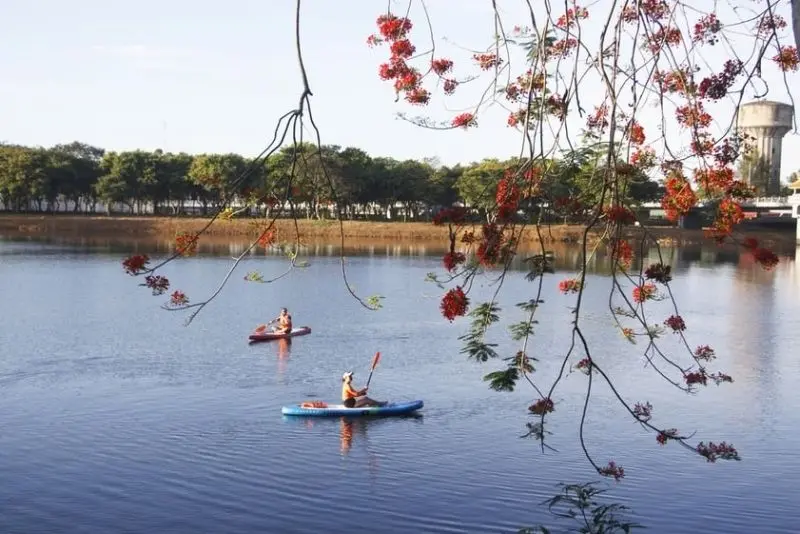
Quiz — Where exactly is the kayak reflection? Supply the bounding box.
[275,338,291,382]
[281,413,423,455]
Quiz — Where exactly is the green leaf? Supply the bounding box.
[366,295,385,309]
[515,299,544,312]
[483,367,520,391]
[244,271,265,283]
[459,339,498,362]
[509,321,536,341]
[467,302,501,332]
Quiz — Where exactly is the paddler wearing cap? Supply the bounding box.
[341,371,386,408]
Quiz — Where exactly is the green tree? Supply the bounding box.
[455,158,509,219]
[187,153,247,213]
[49,142,104,212]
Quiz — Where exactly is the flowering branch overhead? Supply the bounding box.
[119,0,797,485]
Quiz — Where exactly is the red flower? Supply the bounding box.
[773,46,800,72]
[440,286,469,321]
[442,251,466,272]
[558,278,582,294]
[696,441,740,462]
[574,358,592,374]
[657,428,678,445]
[473,53,502,70]
[143,275,170,296]
[430,58,453,75]
[451,113,476,129]
[598,461,625,481]
[628,122,645,144]
[644,263,672,283]
[752,248,779,270]
[664,315,686,332]
[175,232,199,256]
[611,239,633,270]
[404,87,430,105]
[432,207,467,225]
[528,397,555,415]
[170,290,189,307]
[632,283,657,303]
[122,254,150,275]
[694,345,716,361]
[376,14,412,40]
[389,39,415,59]
[604,205,636,224]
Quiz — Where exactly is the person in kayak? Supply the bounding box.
[273,308,292,334]
[342,371,386,408]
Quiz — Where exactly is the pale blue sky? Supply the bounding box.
[2,0,799,178]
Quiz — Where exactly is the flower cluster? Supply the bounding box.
[143,275,170,296]
[633,401,653,422]
[442,251,466,272]
[574,358,592,375]
[697,442,740,462]
[664,315,686,332]
[644,263,672,283]
[558,278,583,294]
[169,290,189,307]
[657,428,679,445]
[175,232,199,256]
[122,254,150,275]
[440,286,469,321]
[598,461,625,481]
[529,397,555,415]
[632,283,657,303]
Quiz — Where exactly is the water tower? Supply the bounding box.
[736,100,794,196]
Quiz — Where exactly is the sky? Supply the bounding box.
[2,0,800,179]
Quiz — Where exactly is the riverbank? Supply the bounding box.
[0,213,796,247]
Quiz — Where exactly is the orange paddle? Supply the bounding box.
[365,351,381,388]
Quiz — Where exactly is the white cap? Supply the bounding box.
[342,371,353,380]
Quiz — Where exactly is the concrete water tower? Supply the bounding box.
[736,100,794,196]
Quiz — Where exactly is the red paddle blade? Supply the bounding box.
[371,351,381,370]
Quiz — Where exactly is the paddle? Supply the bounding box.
[254,318,278,333]
[364,351,381,389]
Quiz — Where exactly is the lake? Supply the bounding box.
[1,235,799,533]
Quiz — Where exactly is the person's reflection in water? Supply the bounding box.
[340,418,354,454]
[276,338,291,382]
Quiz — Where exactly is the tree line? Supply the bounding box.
[0,141,665,221]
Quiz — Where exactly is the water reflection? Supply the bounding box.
[729,253,779,413]
[340,417,366,455]
[247,337,292,383]
[276,339,291,382]
[3,234,796,277]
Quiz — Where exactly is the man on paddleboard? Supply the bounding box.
[342,372,386,408]
[273,308,292,334]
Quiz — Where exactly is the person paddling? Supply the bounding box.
[341,371,386,408]
[272,307,292,334]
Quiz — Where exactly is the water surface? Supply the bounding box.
[1,237,799,533]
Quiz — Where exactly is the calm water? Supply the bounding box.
[1,236,800,533]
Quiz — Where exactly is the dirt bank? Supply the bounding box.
[0,213,795,247]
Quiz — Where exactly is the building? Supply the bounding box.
[736,100,794,196]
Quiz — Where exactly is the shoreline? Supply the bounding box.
[0,213,796,248]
